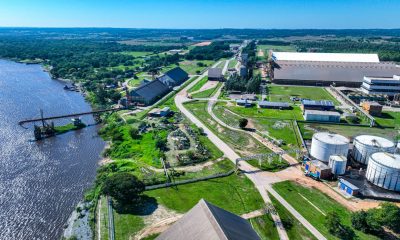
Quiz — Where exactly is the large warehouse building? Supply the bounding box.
[270,51,400,87]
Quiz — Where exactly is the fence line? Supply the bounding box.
[145,170,235,190]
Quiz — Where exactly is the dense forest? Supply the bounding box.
[186,41,233,60]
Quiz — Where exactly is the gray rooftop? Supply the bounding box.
[273,60,400,83]
[157,199,260,240]
[258,101,290,108]
[304,110,341,116]
[208,68,223,78]
[130,79,170,102]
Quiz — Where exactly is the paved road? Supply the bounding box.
[174,63,326,240]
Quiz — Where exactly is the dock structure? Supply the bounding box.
[19,107,125,126]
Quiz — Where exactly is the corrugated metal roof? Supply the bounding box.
[258,101,290,107]
[273,60,400,83]
[304,110,340,116]
[159,67,189,87]
[339,178,360,190]
[157,199,260,240]
[302,100,335,106]
[208,68,223,78]
[272,52,380,63]
[131,79,170,102]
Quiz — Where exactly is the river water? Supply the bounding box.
[0,59,105,239]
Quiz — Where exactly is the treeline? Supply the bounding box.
[186,41,232,60]
[225,74,261,93]
[258,40,291,46]
[295,39,400,62]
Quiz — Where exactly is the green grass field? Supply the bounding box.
[188,76,208,93]
[226,104,304,120]
[99,196,109,240]
[250,214,279,240]
[191,82,222,98]
[113,208,144,240]
[257,44,296,54]
[269,193,317,240]
[120,51,152,57]
[179,60,214,75]
[374,111,400,128]
[146,173,265,215]
[298,122,398,141]
[267,85,340,104]
[272,181,380,240]
[228,59,238,68]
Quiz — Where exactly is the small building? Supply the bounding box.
[241,94,258,101]
[361,75,400,96]
[208,68,224,81]
[258,101,291,109]
[236,99,253,107]
[303,110,341,123]
[301,100,335,111]
[304,160,332,179]
[157,199,260,240]
[361,101,383,116]
[148,107,171,117]
[158,67,189,88]
[338,178,360,196]
[130,79,170,106]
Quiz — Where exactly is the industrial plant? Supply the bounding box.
[304,131,400,200]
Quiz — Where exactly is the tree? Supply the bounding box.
[351,210,373,233]
[325,212,355,240]
[102,173,145,204]
[377,203,400,233]
[246,75,261,93]
[129,127,140,139]
[239,118,248,129]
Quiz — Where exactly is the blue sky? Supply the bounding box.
[0,0,399,29]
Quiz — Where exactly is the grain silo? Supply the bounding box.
[352,135,395,165]
[328,155,347,175]
[365,153,400,192]
[310,132,350,162]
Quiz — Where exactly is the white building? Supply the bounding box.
[304,110,341,123]
[361,75,400,96]
[271,51,380,63]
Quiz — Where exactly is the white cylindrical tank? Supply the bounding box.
[329,155,347,175]
[310,132,350,162]
[352,135,395,165]
[366,153,400,192]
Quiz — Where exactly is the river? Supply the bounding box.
[0,59,105,239]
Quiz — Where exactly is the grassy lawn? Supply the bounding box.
[120,51,152,57]
[257,44,296,53]
[226,104,304,120]
[268,193,317,240]
[146,173,265,215]
[374,111,400,128]
[247,158,289,172]
[191,82,222,98]
[272,181,380,240]
[250,214,279,240]
[228,59,238,68]
[298,122,399,141]
[113,208,144,240]
[179,60,214,75]
[267,85,340,105]
[99,196,109,240]
[188,76,208,93]
[216,60,226,68]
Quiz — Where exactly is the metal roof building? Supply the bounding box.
[271,52,380,63]
[258,101,291,109]
[208,68,224,81]
[158,67,189,88]
[157,199,260,240]
[130,79,170,105]
[271,60,400,87]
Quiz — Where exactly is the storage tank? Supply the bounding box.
[352,135,395,165]
[366,153,400,192]
[310,132,350,162]
[328,155,347,175]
